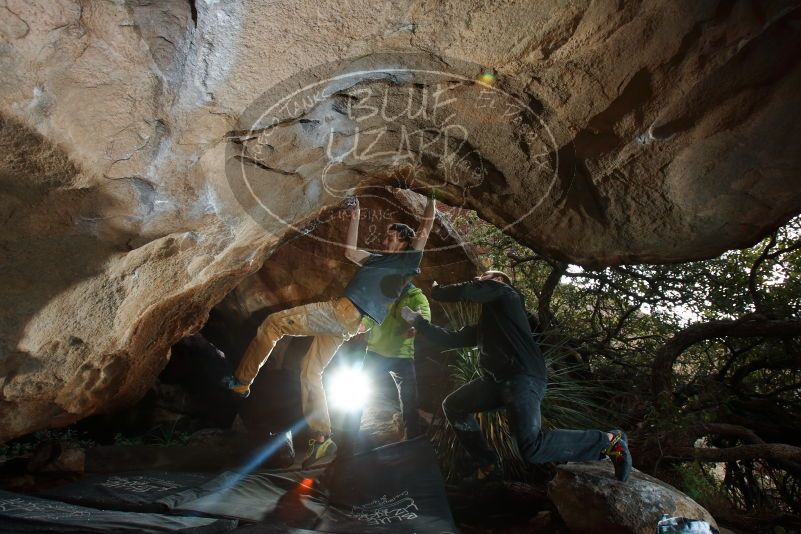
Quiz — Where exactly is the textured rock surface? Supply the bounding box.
[218,191,479,323]
[548,463,717,534]
[1,1,801,439]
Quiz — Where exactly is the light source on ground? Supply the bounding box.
[328,366,371,412]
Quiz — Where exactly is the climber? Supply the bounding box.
[360,281,431,440]
[400,271,633,482]
[224,194,436,469]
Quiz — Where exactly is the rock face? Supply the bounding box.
[548,463,717,534]
[1,1,801,440]
[217,191,479,323]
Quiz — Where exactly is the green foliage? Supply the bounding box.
[114,420,192,447]
[145,421,192,447]
[0,422,192,462]
[674,462,730,511]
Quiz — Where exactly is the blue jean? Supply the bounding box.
[442,374,608,467]
[363,351,421,439]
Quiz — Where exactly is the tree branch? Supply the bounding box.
[537,261,566,330]
[651,316,801,398]
[730,353,800,383]
[747,232,777,315]
[685,422,801,477]
[669,443,801,464]
[688,422,764,444]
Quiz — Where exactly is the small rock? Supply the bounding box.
[28,442,85,474]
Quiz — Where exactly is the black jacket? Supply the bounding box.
[414,280,546,380]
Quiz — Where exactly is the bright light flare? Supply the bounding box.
[328,366,371,412]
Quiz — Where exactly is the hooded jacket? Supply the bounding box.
[413,280,546,380]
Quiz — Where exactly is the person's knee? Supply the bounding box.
[254,316,280,343]
[516,429,544,462]
[301,363,324,383]
[263,312,286,332]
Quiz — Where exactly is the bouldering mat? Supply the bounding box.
[166,468,327,527]
[0,490,237,533]
[168,437,455,533]
[229,526,321,533]
[39,471,213,512]
[317,436,456,533]
[3,438,456,533]
[229,526,319,534]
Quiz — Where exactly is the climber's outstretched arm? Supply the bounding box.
[411,196,436,251]
[344,197,371,265]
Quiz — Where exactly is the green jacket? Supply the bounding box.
[362,285,431,359]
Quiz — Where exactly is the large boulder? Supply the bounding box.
[2,0,801,440]
[548,463,717,534]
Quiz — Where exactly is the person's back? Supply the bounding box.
[428,279,546,380]
[472,281,546,380]
[344,250,423,325]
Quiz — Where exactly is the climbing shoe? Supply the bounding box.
[461,462,502,485]
[475,462,503,483]
[604,430,632,482]
[221,375,251,398]
[302,437,337,469]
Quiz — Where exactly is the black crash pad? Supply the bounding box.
[3,438,455,533]
[39,471,213,512]
[167,467,327,527]
[317,437,456,533]
[0,490,237,533]
[168,437,455,533]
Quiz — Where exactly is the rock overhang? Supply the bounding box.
[2,0,801,439]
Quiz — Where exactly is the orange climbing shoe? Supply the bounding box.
[604,430,632,482]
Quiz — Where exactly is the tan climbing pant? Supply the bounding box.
[235,297,363,435]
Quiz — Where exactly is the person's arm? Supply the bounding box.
[344,197,371,265]
[431,280,509,304]
[409,291,432,321]
[411,196,436,251]
[415,319,478,349]
[403,291,431,338]
[359,315,376,335]
[400,306,477,348]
